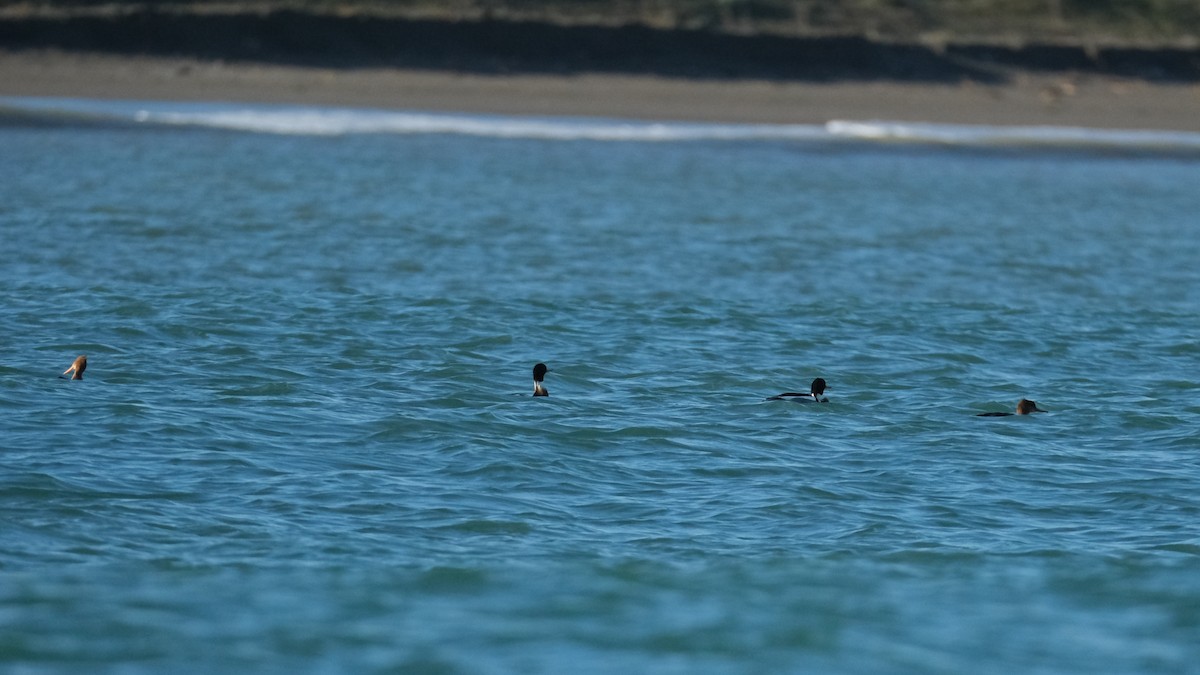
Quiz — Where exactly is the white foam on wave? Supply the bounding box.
[131,106,831,142]
[5,96,1200,152]
[121,105,1200,151]
[826,119,1200,151]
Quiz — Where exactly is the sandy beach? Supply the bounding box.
[2,49,1198,131]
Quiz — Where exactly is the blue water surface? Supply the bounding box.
[2,101,1199,673]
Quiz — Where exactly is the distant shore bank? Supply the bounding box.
[4,9,1200,83]
[2,9,1199,131]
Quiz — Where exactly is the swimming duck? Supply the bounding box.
[768,377,829,402]
[533,362,550,397]
[60,355,87,380]
[977,398,1045,417]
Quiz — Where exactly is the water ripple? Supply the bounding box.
[3,115,1199,672]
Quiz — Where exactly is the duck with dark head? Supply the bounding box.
[977,399,1046,417]
[768,377,829,402]
[533,363,550,397]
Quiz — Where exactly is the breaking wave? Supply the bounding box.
[5,96,1200,152]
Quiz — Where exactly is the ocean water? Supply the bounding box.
[2,97,1199,673]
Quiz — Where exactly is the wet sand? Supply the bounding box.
[3,49,1200,130]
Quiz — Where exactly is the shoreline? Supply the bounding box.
[3,50,1200,131]
[3,8,1200,132]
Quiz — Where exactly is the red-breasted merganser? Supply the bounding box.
[533,363,550,397]
[977,399,1046,416]
[61,355,87,380]
[768,377,829,402]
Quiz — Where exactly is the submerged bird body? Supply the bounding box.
[977,398,1046,417]
[533,363,549,397]
[61,355,87,380]
[769,377,829,402]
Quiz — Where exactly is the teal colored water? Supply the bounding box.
[2,100,1199,673]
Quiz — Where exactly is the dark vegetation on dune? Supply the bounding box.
[2,1,1199,82]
